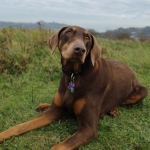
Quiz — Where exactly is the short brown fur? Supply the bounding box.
[53,92,63,107]
[73,99,86,115]
[0,26,148,150]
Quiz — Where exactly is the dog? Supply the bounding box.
[0,26,148,150]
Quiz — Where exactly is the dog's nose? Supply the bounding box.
[74,46,86,55]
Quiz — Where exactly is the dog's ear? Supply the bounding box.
[90,34,101,66]
[48,26,68,54]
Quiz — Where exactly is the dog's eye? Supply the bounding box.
[85,35,90,40]
[66,30,72,36]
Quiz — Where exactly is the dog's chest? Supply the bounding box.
[61,74,91,114]
[63,91,76,114]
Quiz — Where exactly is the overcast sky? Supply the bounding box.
[0,0,150,32]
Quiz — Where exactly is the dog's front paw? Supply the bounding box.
[36,103,51,111]
[0,133,5,143]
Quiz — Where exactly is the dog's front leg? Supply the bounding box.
[0,92,64,142]
[51,98,99,150]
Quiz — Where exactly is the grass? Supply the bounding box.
[0,27,150,150]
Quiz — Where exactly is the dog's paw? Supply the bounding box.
[36,103,51,111]
[0,134,5,143]
[108,108,118,117]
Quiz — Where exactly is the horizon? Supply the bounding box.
[0,20,149,33]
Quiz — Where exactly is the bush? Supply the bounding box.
[0,26,54,74]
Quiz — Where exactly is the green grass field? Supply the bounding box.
[0,27,150,150]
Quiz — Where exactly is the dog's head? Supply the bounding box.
[48,26,100,66]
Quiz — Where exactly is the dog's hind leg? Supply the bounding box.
[122,86,148,105]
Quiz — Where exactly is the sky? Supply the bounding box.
[0,0,150,32]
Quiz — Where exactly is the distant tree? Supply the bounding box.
[115,31,131,40]
[88,29,100,36]
[101,29,131,40]
[139,33,149,42]
[104,30,114,39]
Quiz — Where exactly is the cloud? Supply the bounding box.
[0,0,150,31]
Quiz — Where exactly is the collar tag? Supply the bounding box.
[68,73,75,93]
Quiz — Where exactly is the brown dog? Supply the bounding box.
[0,26,148,150]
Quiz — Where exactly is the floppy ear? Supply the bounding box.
[90,34,101,66]
[48,26,68,54]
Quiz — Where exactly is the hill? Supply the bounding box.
[0,21,67,30]
[0,27,150,150]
